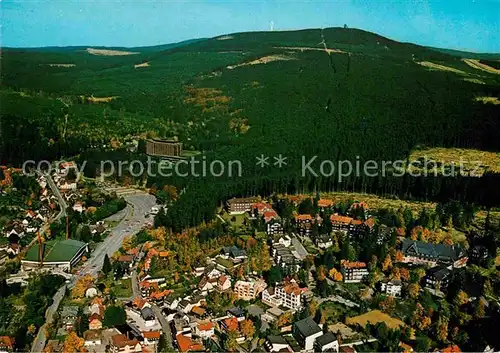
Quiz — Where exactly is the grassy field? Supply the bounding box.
[408,147,500,176]
[475,96,500,105]
[346,310,405,329]
[417,61,468,75]
[318,192,436,214]
[221,211,249,228]
[110,278,133,298]
[463,59,500,75]
[215,256,234,269]
[320,301,359,323]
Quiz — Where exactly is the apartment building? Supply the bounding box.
[234,279,267,301]
[146,139,183,157]
[227,197,260,214]
[340,260,369,283]
[263,279,307,310]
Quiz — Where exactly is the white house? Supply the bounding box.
[85,287,98,298]
[381,279,402,297]
[165,296,179,310]
[278,235,292,248]
[262,287,283,307]
[315,234,333,249]
[59,182,77,191]
[73,202,85,213]
[263,279,307,310]
[195,321,215,339]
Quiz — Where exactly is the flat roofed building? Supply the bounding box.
[146,139,183,157]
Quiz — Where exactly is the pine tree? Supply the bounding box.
[102,254,112,274]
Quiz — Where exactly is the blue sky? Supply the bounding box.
[2,0,499,52]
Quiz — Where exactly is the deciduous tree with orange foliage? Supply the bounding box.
[379,296,396,315]
[163,185,178,201]
[382,255,392,272]
[240,319,255,338]
[406,283,420,299]
[72,274,94,298]
[63,332,86,353]
[122,235,133,251]
[316,265,327,281]
[399,268,410,281]
[395,251,404,262]
[329,268,343,281]
[148,227,166,247]
[436,316,449,342]
[277,312,292,327]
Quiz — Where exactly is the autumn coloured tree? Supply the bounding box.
[240,319,255,338]
[122,235,133,251]
[382,255,393,272]
[277,312,292,327]
[329,268,343,281]
[71,274,94,298]
[406,283,420,299]
[379,296,396,315]
[436,316,449,342]
[63,332,86,353]
[316,265,327,281]
[453,290,469,307]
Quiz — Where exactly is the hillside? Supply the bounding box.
[1,27,499,229]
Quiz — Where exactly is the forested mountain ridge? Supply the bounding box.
[1,27,499,230]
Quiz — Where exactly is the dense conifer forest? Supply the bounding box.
[1,28,499,230]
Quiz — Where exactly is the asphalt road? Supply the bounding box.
[30,192,156,352]
[30,285,67,353]
[39,171,68,222]
[79,193,156,277]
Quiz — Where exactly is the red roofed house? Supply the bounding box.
[0,336,13,352]
[317,199,334,209]
[263,210,278,223]
[176,333,204,352]
[218,275,231,291]
[252,202,274,216]
[295,214,313,223]
[117,255,134,269]
[110,334,142,353]
[142,331,161,345]
[221,318,245,343]
[195,321,215,339]
[222,317,239,332]
[133,297,151,310]
[89,313,103,330]
[437,345,462,353]
[149,289,172,302]
[330,215,354,232]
